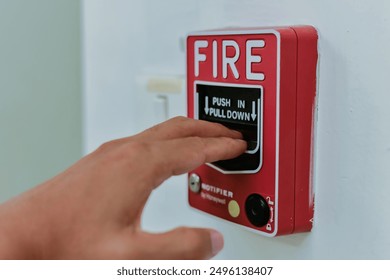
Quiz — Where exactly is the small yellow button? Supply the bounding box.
[228,200,240,218]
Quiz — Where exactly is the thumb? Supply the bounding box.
[135,227,224,260]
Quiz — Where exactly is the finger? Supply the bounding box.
[110,117,243,145]
[128,227,224,260]
[147,137,246,187]
[138,116,243,141]
[104,136,245,214]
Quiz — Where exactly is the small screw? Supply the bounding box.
[189,173,201,193]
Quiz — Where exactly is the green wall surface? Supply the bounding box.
[0,0,82,202]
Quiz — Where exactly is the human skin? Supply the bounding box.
[0,117,246,259]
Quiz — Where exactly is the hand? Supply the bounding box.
[0,117,246,259]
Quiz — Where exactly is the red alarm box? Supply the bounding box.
[187,26,318,236]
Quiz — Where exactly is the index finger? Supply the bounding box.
[114,117,243,145]
[146,136,247,187]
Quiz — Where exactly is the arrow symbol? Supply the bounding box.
[251,101,257,121]
[204,96,209,115]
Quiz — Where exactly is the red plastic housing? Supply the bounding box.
[187,26,318,236]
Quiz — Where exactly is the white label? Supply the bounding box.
[222,40,240,79]
[246,40,265,81]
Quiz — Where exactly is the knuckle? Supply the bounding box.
[166,116,191,130]
[145,122,163,135]
[170,116,188,123]
[96,140,117,153]
[98,140,115,151]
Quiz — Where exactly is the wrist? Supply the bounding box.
[0,189,52,259]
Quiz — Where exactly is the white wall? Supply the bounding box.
[0,1,82,202]
[83,0,390,259]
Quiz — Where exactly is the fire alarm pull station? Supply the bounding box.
[187,26,318,236]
